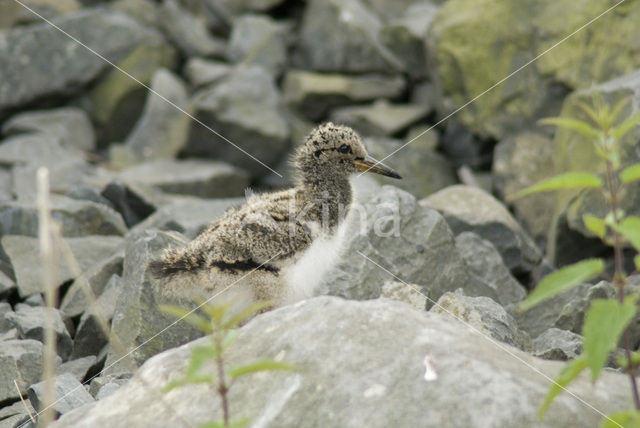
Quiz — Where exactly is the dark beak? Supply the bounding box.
[354,155,402,179]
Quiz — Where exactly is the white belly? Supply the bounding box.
[282,220,348,304]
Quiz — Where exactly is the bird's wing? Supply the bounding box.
[230,209,312,264]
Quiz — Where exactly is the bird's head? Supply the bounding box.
[295,122,401,180]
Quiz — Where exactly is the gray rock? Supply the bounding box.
[22,295,44,308]
[0,302,13,333]
[361,0,445,21]
[455,232,526,306]
[159,0,226,58]
[0,195,127,238]
[2,107,95,152]
[228,15,288,75]
[52,297,633,428]
[28,373,94,415]
[554,281,616,334]
[380,3,439,80]
[65,185,116,211]
[80,21,176,147]
[364,137,456,198]
[124,69,192,161]
[0,9,170,113]
[60,253,123,319]
[202,0,286,21]
[317,185,497,303]
[0,339,46,402]
[72,275,121,359]
[0,168,11,201]
[533,328,582,361]
[282,70,406,121]
[5,304,73,360]
[56,356,97,382]
[0,133,79,167]
[0,269,16,298]
[2,235,123,297]
[185,65,290,177]
[116,159,249,199]
[427,0,640,140]
[512,283,592,338]
[0,400,35,424]
[293,0,403,73]
[183,58,232,88]
[492,132,557,245]
[105,230,203,374]
[0,328,19,342]
[0,414,32,428]
[99,180,158,229]
[379,281,427,311]
[421,185,542,274]
[129,197,241,239]
[88,374,131,400]
[329,100,429,137]
[431,290,530,350]
[12,157,95,201]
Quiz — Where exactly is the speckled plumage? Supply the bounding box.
[149,123,400,305]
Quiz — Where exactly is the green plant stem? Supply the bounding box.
[606,160,640,410]
[214,331,230,427]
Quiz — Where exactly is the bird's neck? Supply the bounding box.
[296,167,352,230]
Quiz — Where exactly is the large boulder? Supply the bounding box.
[427,0,640,139]
[184,65,290,178]
[2,107,95,152]
[293,0,403,73]
[492,132,557,246]
[228,14,288,75]
[0,9,173,114]
[53,297,632,428]
[115,159,249,199]
[283,71,406,121]
[104,230,203,374]
[316,185,497,303]
[2,235,123,297]
[421,185,542,274]
[364,137,456,199]
[123,69,192,161]
[0,195,127,238]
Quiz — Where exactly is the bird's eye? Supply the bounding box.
[338,144,350,153]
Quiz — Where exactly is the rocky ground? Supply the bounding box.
[1,0,640,427]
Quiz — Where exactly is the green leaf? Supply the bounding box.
[538,356,587,420]
[583,296,638,381]
[635,255,640,272]
[612,216,640,251]
[199,419,249,428]
[539,117,600,138]
[222,300,274,329]
[229,359,300,379]
[577,101,602,127]
[508,172,603,200]
[612,112,640,139]
[583,214,606,239]
[519,259,605,311]
[199,301,231,325]
[601,410,640,428]
[158,305,212,333]
[620,164,640,184]
[186,344,219,377]
[610,97,632,123]
[163,374,213,392]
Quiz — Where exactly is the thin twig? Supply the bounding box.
[14,379,36,423]
[36,167,58,428]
